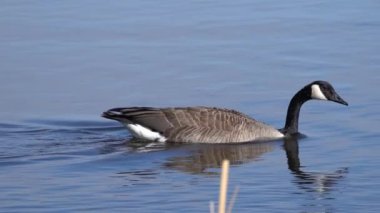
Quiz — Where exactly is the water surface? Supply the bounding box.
[1,1,379,212]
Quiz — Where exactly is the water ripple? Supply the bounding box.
[0,119,128,166]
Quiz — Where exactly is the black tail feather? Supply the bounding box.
[102,110,125,121]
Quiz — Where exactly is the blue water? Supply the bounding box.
[1,1,380,212]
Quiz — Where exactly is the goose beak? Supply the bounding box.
[331,93,348,106]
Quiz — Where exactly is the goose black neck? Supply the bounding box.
[281,87,310,135]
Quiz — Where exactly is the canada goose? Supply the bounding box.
[102,80,348,143]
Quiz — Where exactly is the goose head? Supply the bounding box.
[282,80,348,135]
[308,81,348,106]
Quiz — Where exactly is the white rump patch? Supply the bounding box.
[311,84,327,100]
[125,124,167,142]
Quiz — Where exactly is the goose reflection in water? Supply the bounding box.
[128,136,348,194]
[163,142,275,175]
[284,136,348,193]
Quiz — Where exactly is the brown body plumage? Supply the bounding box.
[102,107,283,143]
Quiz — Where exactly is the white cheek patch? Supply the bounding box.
[125,124,167,142]
[311,84,328,100]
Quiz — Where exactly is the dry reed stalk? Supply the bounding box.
[209,201,215,213]
[218,159,230,213]
[227,186,239,213]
